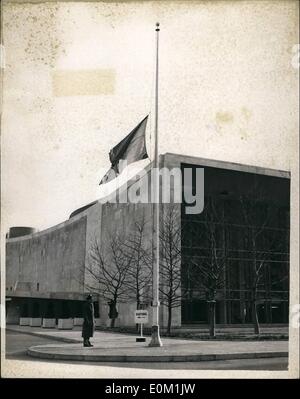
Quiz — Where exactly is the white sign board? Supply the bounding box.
[134,310,148,324]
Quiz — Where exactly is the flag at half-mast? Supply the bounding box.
[99,115,149,185]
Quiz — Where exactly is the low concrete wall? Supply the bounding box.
[30,318,42,327]
[73,318,84,326]
[42,318,56,328]
[58,319,74,330]
[19,317,30,326]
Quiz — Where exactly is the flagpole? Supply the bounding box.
[149,22,163,347]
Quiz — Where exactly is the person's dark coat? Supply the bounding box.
[82,301,95,339]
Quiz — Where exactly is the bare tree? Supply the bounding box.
[239,192,289,335]
[85,231,133,327]
[159,205,182,335]
[123,214,152,311]
[190,197,227,338]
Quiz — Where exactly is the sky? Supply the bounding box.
[1,0,299,233]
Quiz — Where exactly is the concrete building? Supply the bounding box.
[5,153,290,329]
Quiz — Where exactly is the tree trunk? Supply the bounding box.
[167,305,172,336]
[136,301,140,333]
[252,299,260,335]
[110,317,116,328]
[209,301,216,338]
[109,300,118,328]
[252,244,260,335]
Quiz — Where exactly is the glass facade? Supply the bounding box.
[181,164,290,325]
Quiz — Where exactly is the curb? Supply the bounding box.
[27,346,288,363]
[7,326,288,342]
[6,327,80,344]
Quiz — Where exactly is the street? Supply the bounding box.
[5,330,288,372]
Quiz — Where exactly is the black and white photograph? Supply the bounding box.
[1,0,299,382]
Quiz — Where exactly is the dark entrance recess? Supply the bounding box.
[181,300,208,324]
[271,302,288,323]
[94,302,99,318]
[32,302,40,318]
[21,303,29,317]
[72,301,83,318]
[45,302,55,318]
[61,301,70,318]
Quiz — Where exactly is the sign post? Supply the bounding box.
[135,310,148,342]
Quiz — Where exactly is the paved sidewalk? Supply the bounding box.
[6,325,288,363]
[175,326,288,335]
[7,325,83,343]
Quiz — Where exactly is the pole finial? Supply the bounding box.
[156,22,160,31]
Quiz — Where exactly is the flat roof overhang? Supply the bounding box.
[163,153,290,179]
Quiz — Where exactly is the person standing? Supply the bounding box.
[82,294,95,347]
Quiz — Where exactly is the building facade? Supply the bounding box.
[5,153,290,329]
[180,158,290,325]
